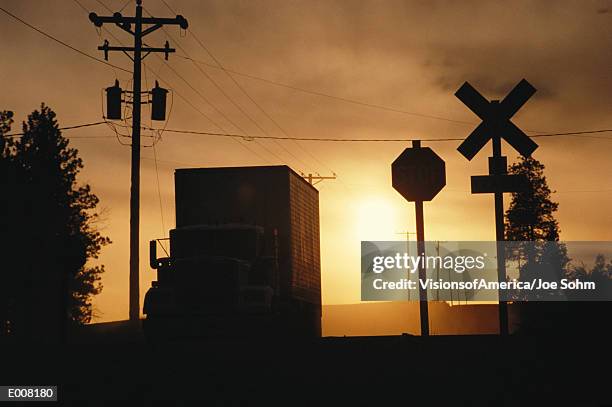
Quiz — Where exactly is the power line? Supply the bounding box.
[5,120,612,194]
[118,0,133,13]
[4,119,610,143]
[140,126,612,143]
[5,4,607,146]
[138,9,288,166]
[0,6,132,74]
[74,0,127,82]
[93,0,113,13]
[186,41,315,172]
[554,189,612,193]
[153,1,479,127]
[152,54,228,129]
[94,0,132,13]
[149,127,463,142]
[175,54,475,126]
[8,3,602,151]
[152,143,166,234]
[76,0,272,164]
[4,120,612,195]
[144,63,278,162]
[146,5,311,173]
[191,29,336,175]
[75,0,218,133]
[142,63,275,163]
[90,1,223,130]
[154,0,426,174]
[162,1,333,175]
[529,129,612,138]
[176,54,560,134]
[159,0,177,14]
[61,135,115,139]
[2,121,108,138]
[136,6,271,161]
[147,56,282,164]
[79,0,222,131]
[74,0,184,151]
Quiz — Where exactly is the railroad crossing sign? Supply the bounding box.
[457,79,538,161]
[391,140,446,337]
[392,141,446,201]
[455,78,538,337]
[455,79,538,195]
[471,156,529,194]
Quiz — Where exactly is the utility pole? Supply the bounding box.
[395,231,416,300]
[89,1,188,322]
[395,231,417,243]
[301,173,337,186]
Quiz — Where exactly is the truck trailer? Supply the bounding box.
[143,165,321,340]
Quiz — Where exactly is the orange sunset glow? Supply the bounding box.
[1,0,611,335]
[4,1,612,404]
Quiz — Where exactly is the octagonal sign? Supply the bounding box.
[392,146,446,202]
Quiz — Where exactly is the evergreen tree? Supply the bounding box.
[505,156,561,242]
[0,110,16,336]
[504,156,569,289]
[0,105,110,340]
[504,155,570,333]
[566,254,612,301]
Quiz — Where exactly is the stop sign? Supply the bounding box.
[392,145,446,201]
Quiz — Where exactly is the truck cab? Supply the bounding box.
[143,224,279,340]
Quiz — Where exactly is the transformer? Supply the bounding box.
[105,80,122,120]
[151,81,168,121]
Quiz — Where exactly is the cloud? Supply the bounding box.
[414,1,612,121]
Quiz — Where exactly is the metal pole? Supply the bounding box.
[395,231,415,301]
[415,200,429,336]
[491,100,509,336]
[129,1,143,322]
[412,140,429,336]
[436,240,440,301]
[407,232,410,301]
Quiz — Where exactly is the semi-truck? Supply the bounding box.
[143,165,321,340]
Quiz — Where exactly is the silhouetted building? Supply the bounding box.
[144,165,321,339]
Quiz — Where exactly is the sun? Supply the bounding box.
[354,197,399,242]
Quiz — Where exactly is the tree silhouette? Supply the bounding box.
[504,156,569,297]
[0,110,17,336]
[505,157,560,242]
[504,156,569,332]
[504,156,612,336]
[566,255,612,301]
[0,105,110,341]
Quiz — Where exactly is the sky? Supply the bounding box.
[1,0,611,323]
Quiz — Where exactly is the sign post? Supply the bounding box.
[455,79,538,336]
[392,140,446,336]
